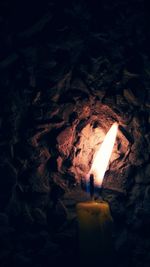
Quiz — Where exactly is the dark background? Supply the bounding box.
[0,1,150,267]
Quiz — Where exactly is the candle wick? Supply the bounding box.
[90,174,94,200]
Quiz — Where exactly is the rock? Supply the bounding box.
[129,137,149,165]
[29,168,50,193]
[128,184,145,204]
[135,164,150,184]
[116,94,128,106]
[94,88,106,100]
[33,208,47,226]
[123,89,140,106]
[21,204,34,225]
[71,78,89,94]
[103,167,131,193]
[47,199,67,231]
[50,179,66,205]
[69,112,78,124]
[135,172,145,183]
[33,108,43,121]
[8,196,34,227]
[38,147,51,164]
[57,127,75,157]
[62,104,75,122]
[57,156,63,172]
[77,102,91,119]
[108,196,126,220]
[32,91,41,105]
[43,105,60,120]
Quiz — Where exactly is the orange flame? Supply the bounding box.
[89,122,118,187]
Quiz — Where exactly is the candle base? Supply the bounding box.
[76,200,113,267]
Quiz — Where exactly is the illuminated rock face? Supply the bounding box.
[55,102,131,192]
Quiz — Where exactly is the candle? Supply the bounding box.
[76,199,113,266]
[76,123,118,266]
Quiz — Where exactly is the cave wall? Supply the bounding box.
[0,1,150,267]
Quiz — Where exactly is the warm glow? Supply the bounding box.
[89,122,118,187]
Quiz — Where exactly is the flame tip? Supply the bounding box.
[89,122,118,187]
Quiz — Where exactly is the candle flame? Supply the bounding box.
[89,122,118,187]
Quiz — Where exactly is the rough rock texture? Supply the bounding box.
[0,0,150,266]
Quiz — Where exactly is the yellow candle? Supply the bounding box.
[76,200,113,266]
[76,123,118,265]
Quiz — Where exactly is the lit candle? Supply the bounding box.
[76,199,113,266]
[76,123,118,266]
